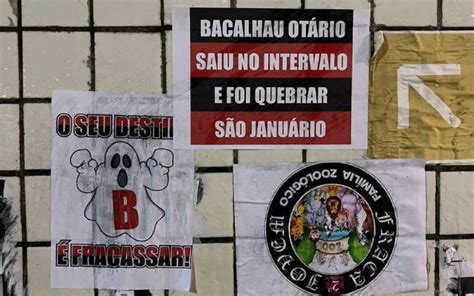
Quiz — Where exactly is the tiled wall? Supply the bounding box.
[0,0,473,295]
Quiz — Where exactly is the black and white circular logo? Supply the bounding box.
[265,162,397,295]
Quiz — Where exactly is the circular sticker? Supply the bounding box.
[265,162,397,295]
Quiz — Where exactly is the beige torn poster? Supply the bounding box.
[369,32,474,160]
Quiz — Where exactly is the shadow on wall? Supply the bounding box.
[0,179,22,296]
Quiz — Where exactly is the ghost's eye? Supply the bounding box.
[123,154,132,168]
[111,153,120,168]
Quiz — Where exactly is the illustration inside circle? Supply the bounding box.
[290,184,375,275]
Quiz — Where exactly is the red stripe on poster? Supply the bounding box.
[190,111,351,145]
[190,42,352,78]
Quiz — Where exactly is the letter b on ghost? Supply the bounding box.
[112,190,139,230]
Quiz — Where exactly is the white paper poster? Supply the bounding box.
[51,91,194,290]
[234,160,427,295]
[173,8,370,149]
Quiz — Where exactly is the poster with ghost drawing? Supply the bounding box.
[50,91,194,290]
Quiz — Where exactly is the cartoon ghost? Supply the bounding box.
[70,141,174,241]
